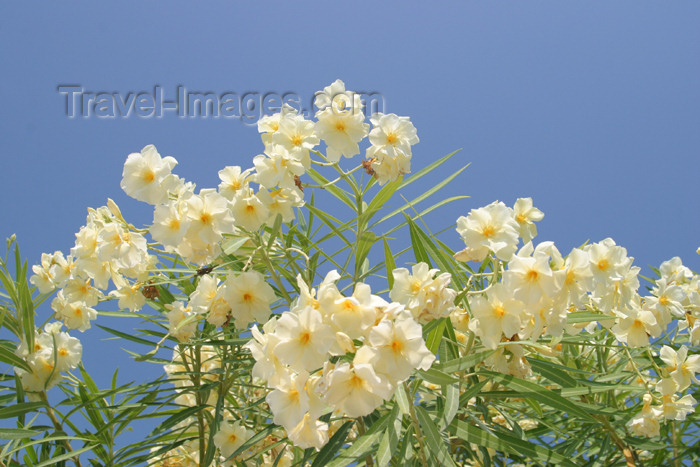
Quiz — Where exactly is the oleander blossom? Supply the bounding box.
[247,272,436,450]
[455,200,520,262]
[120,144,178,204]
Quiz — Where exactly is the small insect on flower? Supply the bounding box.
[141,284,159,299]
[196,264,214,276]
[294,175,304,192]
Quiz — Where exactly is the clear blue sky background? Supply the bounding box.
[1,0,699,434]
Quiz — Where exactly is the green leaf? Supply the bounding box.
[0,427,43,439]
[382,239,396,290]
[450,419,577,467]
[394,383,411,417]
[360,176,403,226]
[424,318,445,355]
[406,215,432,266]
[529,358,578,388]
[437,349,495,374]
[35,443,97,467]
[0,343,31,372]
[479,370,598,423]
[311,420,354,467]
[375,159,470,227]
[399,148,463,190]
[417,368,459,386]
[326,406,397,467]
[0,401,46,419]
[354,230,378,279]
[376,424,399,467]
[415,406,457,467]
[440,383,460,430]
[96,324,159,348]
[307,167,356,211]
[566,312,615,324]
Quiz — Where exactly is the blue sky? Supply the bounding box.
[1,0,699,417]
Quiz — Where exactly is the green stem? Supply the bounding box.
[40,392,83,467]
[404,383,429,467]
[258,238,292,305]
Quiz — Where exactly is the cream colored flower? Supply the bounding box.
[120,144,177,204]
[223,271,276,327]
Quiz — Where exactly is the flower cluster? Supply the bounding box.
[14,322,82,397]
[12,79,698,466]
[454,198,699,435]
[390,262,457,323]
[245,273,435,449]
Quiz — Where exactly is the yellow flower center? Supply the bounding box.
[565,270,576,286]
[200,213,212,225]
[482,225,495,238]
[526,269,539,282]
[292,135,303,146]
[597,259,609,271]
[299,332,311,346]
[335,121,346,132]
[386,133,398,145]
[350,374,364,388]
[391,340,403,354]
[142,169,155,183]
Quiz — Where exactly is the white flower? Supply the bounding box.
[468,283,524,350]
[504,245,557,305]
[166,301,198,342]
[390,262,456,323]
[218,166,254,200]
[368,113,419,157]
[324,360,393,417]
[273,306,335,372]
[62,277,101,307]
[257,104,299,147]
[150,201,189,249]
[253,145,306,190]
[257,187,304,224]
[230,189,270,232]
[244,320,288,387]
[314,81,368,163]
[626,394,661,438]
[287,413,329,451]
[367,145,412,185]
[266,370,310,430]
[512,198,544,244]
[455,201,520,262]
[214,420,252,460]
[109,279,146,312]
[185,189,235,245]
[223,271,276,327]
[658,393,697,421]
[96,223,148,269]
[120,145,177,204]
[271,113,318,164]
[51,291,97,331]
[659,345,700,391]
[611,305,661,348]
[313,79,362,113]
[365,315,436,383]
[321,282,382,340]
[659,256,694,284]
